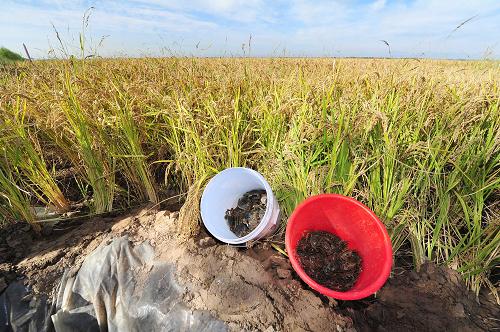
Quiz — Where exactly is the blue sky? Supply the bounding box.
[1,0,499,59]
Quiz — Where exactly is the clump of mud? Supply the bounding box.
[297,231,361,291]
[225,189,267,237]
[0,222,37,293]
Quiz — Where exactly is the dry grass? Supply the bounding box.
[0,57,498,298]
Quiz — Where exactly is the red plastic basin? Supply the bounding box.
[285,194,392,300]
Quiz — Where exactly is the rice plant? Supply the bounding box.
[0,164,38,231]
[59,70,116,213]
[0,98,69,213]
[0,57,498,297]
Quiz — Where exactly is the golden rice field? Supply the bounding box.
[0,58,498,298]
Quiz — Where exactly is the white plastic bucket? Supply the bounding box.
[200,167,280,244]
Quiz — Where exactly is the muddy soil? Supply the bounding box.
[0,222,36,293]
[350,262,499,331]
[225,189,267,237]
[1,206,499,331]
[0,214,124,296]
[297,231,361,291]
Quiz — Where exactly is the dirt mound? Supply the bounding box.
[123,209,354,331]
[351,263,500,331]
[2,207,353,331]
[171,241,350,331]
[1,207,498,331]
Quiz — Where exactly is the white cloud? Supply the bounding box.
[371,0,386,11]
[130,0,270,23]
[288,0,500,58]
[289,0,348,24]
[0,0,499,58]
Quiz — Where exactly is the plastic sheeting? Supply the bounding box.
[0,281,53,332]
[1,237,227,332]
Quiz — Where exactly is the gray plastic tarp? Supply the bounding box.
[1,237,227,332]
